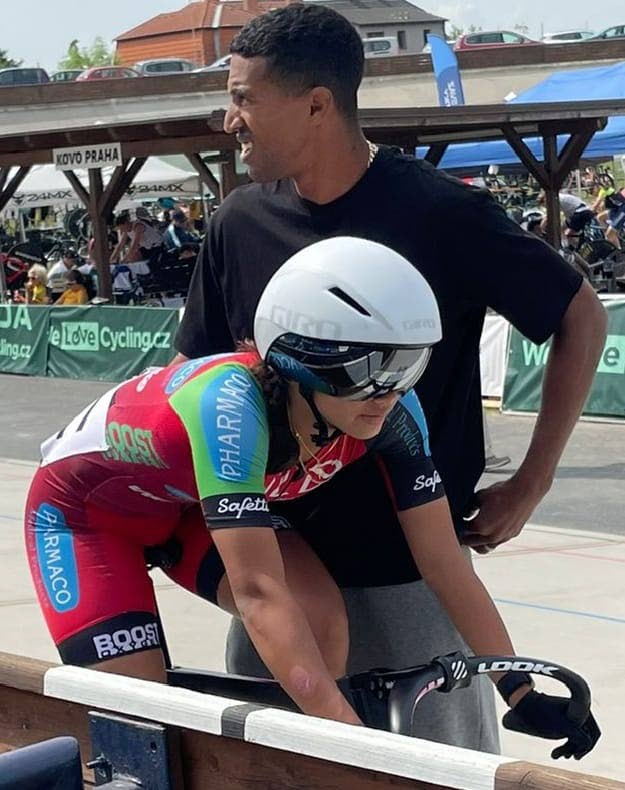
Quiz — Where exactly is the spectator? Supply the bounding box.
[24,264,49,305]
[165,209,200,254]
[111,210,164,275]
[75,256,98,300]
[539,191,594,236]
[47,247,79,299]
[172,4,607,751]
[602,187,625,250]
[54,269,88,306]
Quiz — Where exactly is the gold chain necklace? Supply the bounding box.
[287,403,324,476]
[366,139,379,168]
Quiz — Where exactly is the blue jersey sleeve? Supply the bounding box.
[367,390,445,512]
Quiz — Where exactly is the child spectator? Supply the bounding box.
[54,269,89,306]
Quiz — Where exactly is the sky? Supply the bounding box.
[4,0,625,72]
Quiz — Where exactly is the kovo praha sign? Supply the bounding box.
[49,321,172,353]
[53,143,122,171]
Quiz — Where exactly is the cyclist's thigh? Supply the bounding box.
[277,530,347,628]
[165,504,223,604]
[25,466,165,669]
[216,525,347,637]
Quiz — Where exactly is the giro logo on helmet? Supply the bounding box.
[402,318,438,331]
[269,305,341,340]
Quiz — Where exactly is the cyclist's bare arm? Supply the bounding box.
[398,497,530,706]
[211,525,361,725]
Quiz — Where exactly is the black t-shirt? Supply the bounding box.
[176,147,582,586]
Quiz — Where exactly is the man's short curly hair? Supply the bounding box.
[230,4,364,120]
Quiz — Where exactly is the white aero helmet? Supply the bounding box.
[254,236,441,401]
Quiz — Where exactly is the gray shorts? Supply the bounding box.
[225,572,500,753]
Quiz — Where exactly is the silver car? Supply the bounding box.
[134,59,197,76]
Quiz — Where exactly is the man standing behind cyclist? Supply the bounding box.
[173,5,607,752]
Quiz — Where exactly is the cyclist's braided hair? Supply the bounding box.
[238,341,299,473]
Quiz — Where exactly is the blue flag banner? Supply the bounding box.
[428,34,465,107]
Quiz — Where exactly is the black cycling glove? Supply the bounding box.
[502,689,601,760]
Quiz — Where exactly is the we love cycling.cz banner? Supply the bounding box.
[0,305,180,381]
[47,305,180,381]
[0,304,49,376]
[503,298,625,419]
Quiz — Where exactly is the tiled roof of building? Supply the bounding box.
[117,0,444,42]
[307,0,446,25]
[117,0,291,41]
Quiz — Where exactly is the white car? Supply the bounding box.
[541,30,594,43]
[195,54,231,72]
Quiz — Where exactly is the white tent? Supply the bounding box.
[3,158,201,211]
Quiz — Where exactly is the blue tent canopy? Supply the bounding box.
[418,61,625,170]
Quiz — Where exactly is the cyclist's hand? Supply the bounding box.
[461,478,541,553]
[502,690,601,760]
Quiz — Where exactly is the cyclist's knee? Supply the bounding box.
[86,648,167,682]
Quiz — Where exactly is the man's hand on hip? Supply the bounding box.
[461,477,544,554]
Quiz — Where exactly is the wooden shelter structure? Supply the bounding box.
[1,76,625,298]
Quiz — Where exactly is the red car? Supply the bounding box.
[454,30,538,51]
[76,66,140,81]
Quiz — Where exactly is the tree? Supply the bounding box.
[447,24,464,41]
[0,49,22,68]
[58,37,117,70]
[514,23,530,37]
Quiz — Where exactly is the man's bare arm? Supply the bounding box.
[464,280,607,549]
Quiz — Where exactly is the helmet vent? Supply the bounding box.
[328,287,371,317]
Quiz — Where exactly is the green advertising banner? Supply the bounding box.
[503,299,625,419]
[47,305,180,381]
[0,304,49,376]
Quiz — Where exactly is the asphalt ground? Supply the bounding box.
[0,372,623,781]
[2,373,622,537]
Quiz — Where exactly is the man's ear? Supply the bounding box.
[309,87,333,123]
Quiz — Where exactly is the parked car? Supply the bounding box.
[592,24,625,40]
[362,36,399,58]
[195,54,232,72]
[76,66,140,81]
[50,69,83,82]
[133,58,197,76]
[541,30,594,43]
[454,31,538,50]
[0,67,50,87]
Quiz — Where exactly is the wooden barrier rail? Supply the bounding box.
[0,652,622,790]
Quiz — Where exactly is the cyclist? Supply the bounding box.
[24,237,595,742]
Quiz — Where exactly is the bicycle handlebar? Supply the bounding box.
[167,652,593,740]
[347,652,591,736]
